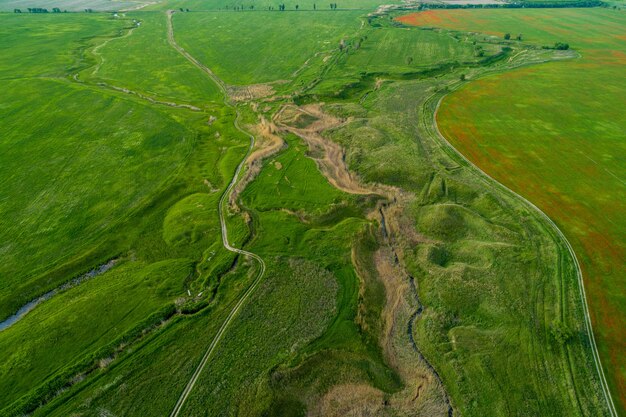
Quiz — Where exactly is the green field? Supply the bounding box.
[340,26,483,73]
[0,11,250,414]
[173,11,364,85]
[81,12,222,105]
[148,0,389,11]
[0,5,621,417]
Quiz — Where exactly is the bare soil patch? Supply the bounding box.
[229,117,286,209]
[275,104,394,198]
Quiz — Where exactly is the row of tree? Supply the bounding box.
[502,32,569,50]
[14,7,66,12]
[13,7,108,12]
[409,0,602,10]
[224,3,337,10]
[15,3,342,14]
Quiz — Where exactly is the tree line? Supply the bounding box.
[13,7,103,12]
[400,0,603,10]
[14,7,67,12]
[224,3,338,10]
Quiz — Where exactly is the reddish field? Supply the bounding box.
[400,8,626,411]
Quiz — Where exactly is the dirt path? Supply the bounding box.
[167,10,227,95]
[72,20,201,112]
[169,112,265,417]
[165,11,268,417]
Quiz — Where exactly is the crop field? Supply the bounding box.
[399,8,626,411]
[0,4,622,417]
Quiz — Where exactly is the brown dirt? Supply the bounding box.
[275,102,450,414]
[229,117,286,209]
[203,179,218,193]
[374,248,409,370]
[275,104,395,198]
[371,246,450,417]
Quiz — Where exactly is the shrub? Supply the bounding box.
[554,42,570,50]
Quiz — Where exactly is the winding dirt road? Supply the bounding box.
[166,10,267,417]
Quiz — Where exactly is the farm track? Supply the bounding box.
[77,22,203,111]
[429,87,618,417]
[165,10,267,417]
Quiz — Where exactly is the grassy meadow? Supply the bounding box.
[0,77,193,316]
[340,26,480,73]
[173,10,364,85]
[400,8,626,409]
[0,13,125,78]
[0,0,140,12]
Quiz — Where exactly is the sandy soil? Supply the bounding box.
[229,117,286,209]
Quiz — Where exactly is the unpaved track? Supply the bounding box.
[432,92,618,417]
[166,10,266,417]
[74,21,201,111]
[167,10,227,95]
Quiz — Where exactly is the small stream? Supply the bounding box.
[0,259,118,332]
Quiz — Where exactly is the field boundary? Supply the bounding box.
[165,10,267,417]
[429,85,618,417]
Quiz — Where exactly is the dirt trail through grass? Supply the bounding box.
[165,10,268,417]
[90,23,137,76]
[79,19,202,111]
[166,10,227,95]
